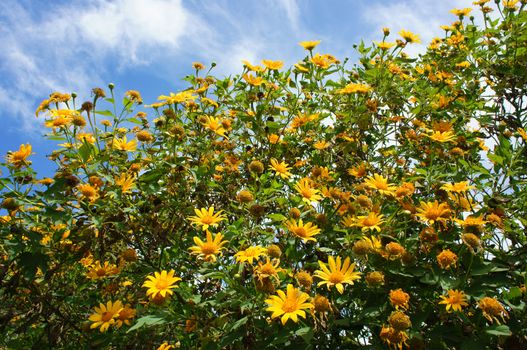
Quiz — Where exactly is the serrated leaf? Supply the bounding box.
[127,315,165,333]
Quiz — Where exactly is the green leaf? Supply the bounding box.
[267,213,287,222]
[485,324,511,336]
[94,110,114,117]
[127,315,165,333]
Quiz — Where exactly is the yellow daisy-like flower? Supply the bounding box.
[389,288,410,310]
[478,296,509,324]
[86,261,120,280]
[299,40,321,50]
[454,215,487,228]
[157,342,175,350]
[310,53,331,69]
[375,41,396,50]
[286,219,321,242]
[437,249,458,270]
[242,60,264,72]
[269,159,292,179]
[314,256,361,294]
[158,91,196,104]
[294,178,323,204]
[188,206,226,231]
[243,73,264,86]
[142,270,182,298]
[415,200,451,224]
[450,8,472,16]
[337,83,371,94]
[6,144,32,168]
[234,246,267,264]
[265,284,314,325]
[116,305,136,328]
[115,173,136,194]
[254,257,283,282]
[355,212,385,232]
[439,289,469,313]
[363,174,396,196]
[379,325,409,350]
[202,116,227,137]
[189,231,228,262]
[77,183,99,202]
[398,29,421,43]
[88,300,123,332]
[294,62,309,73]
[113,136,137,152]
[262,59,284,70]
[441,181,475,193]
[427,130,456,143]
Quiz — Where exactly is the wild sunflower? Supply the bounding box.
[427,130,456,143]
[202,116,227,137]
[188,206,226,231]
[254,257,283,282]
[86,261,120,280]
[265,284,314,325]
[88,300,123,332]
[6,144,32,168]
[415,200,451,224]
[189,230,228,262]
[355,212,385,232]
[389,289,410,310]
[398,29,421,43]
[314,256,361,294]
[294,178,322,204]
[441,181,475,193]
[116,305,136,328]
[158,91,196,104]
[439,289,468,312]
[269,159,292,179]
[113,136,137,152]
[234,246,267,264]
[262,59,284,70]
[299,40,321,50]
[142,270,182,299]
[286,219,321,242]
[363,174,396,196]
[77,183,99,202]
[115,173,136,194]
[478,296,509,324]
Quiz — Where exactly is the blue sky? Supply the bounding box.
[0,0,477,177]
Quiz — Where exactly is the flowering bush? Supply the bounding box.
[2,2,527,349]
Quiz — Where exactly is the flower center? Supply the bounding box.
[155,279,169,290]
[328,271,344,284]
[281,298,298,313]
[96,268,107,277]
[295,227,307,237]
[201,243,217,255]
[200,216,214,225]
[101,311,114,322]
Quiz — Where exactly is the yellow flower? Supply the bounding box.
[439,290,469,312]
[313,140,330,150]
[363,174,396,196]
[115,173,136,194]
[398,29,421,43]
[6,144,32,168]
[348,163,367,178]
[254,257,283,282]
[242,60,264,72]
[294,63,309,73]
[299,40,321,50]
[355,212,385,232]
[142,270,182,298]
[294,178,323,204]
[88,300,123,332]
[269,159,292,179]
[189,231,228,262]
[234,246,267,264]
[502,0,519,9]
[314,256,361,294]
[375,41,396,50]
[441,181,475,193]
[450,8,472,16]
[454,215,487,228]
[416,201,451,224]
[116,305,136,328]
[158,91,196,104]
[478,296,509,324]
[202,116,227,137]
[125,90,143,104]
[517,127,527,141]
[437,249,458,269]
[262,59,284,70]
[389,288,410,310]
[113,136,137,152]
[157,342,175,350]
[379,325,409,350]
[86,261,120,280]
[265,284,314,325]
[77,183,99,202]
[427,130,456,143]
[337,83,371,94]
[268,134,281,144]
[286,219,321,242]
[188,206,226,231]
[310,53,331,69]
[243,73,264,86]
